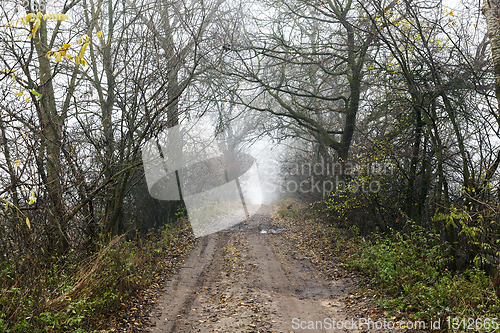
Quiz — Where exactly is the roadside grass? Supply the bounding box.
[0,220,194,333]
[275,198,306,220]
[276,200,500,331]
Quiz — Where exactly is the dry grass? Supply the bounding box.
[0,221,194,332]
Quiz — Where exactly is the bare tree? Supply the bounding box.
[214,0,377,163]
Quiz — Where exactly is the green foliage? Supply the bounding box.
[277,206,300,219]
[347,222,500,322]
[175,204,188,219]
[312,170,403,233]
[434,205,499,258]
[276,199,303,219]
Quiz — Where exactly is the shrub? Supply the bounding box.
[0,220,193,332]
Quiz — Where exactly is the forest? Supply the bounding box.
[1,0,500,331]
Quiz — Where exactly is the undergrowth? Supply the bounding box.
[0,220,194,332]
[347,223,500,325]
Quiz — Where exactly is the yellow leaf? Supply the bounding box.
[55,52,62,62]
[55,13,69,21]
[26,217,31,229]
[77,35,90,44]
[15,90,24,97]
[29,190,35,205]
[57,44,71,56]
[13,160,20,167]
[78,46,87,59]
[9,13,69,38]
[58,43,71,51]
[32,18,41,36]
[25,98,29,103]
[4,202,8,212]
[450,10,454,16]
[22,13,35,25]
[97,31,103,38]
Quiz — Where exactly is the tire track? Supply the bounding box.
[150,233,228,332]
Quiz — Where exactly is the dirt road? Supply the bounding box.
[147,205,368,333]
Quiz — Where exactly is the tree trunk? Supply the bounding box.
[405,101,424,221]
[482,0,500,115]
[34,18,68,252]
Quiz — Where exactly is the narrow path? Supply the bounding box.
[148,206,369,332]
